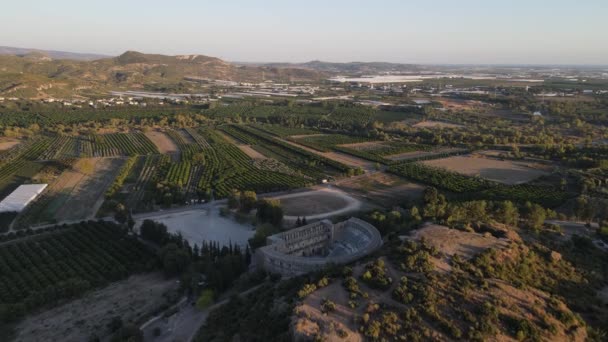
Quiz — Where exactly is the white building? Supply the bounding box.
[0,184,48,213]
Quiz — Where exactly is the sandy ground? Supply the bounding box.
[408,224,510,273]
[135,206,254,247]
[294,281,363,342]
[422,155,549,185]
[385,147,465,161]
[0,138,22,151]
[335,172,425,207]
[272,187,362,220]
[54,158,124,221]
[145,130,179,154]
[409,224,509,258]
[238,145,268,159]
[413,120,464,129]
[13,273,179,342]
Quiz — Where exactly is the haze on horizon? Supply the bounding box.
[1,0,606,65]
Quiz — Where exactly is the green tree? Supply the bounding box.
[496,201,519,226]
[256,199,283,226]
[239,191,257,213]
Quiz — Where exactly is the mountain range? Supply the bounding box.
[0,49,326,98]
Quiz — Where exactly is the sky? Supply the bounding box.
[1,0,607,65]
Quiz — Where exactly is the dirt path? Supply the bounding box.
[238,145,268,159]
[141,284,265,342]
[278,138,376,171]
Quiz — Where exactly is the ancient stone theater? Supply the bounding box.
[258,217,382,276]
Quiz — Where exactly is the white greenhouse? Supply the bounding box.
[0,184,48,213]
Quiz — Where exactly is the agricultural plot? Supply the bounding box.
[13,160,89,228]
[183,127,211,149]
[290,134,372,152]
[0,138,53,197]
[0,221,153,321]
[251,124,321,137]
[51,158,125,221]
[220,125,352,178]
[388,161,567,206]
[85,133,158,157]
[126,155,164,212]
[36,133,158,160]
[195,128,312,198]
[421,155,549,185]
[335,172,425,207]
[144,130,179,156]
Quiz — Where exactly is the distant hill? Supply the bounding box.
[260,60,426,74]
[0,50,326,98]
[0,46,110,61]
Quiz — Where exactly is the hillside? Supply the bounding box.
[0,51,325,98]
[0,46,109,61]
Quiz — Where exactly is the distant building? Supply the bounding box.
[0,184,47,213]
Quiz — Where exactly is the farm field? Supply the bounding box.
[386,147,466,161]
[53,158,125,221]
[278,137,375,171]
[13,160,89,228]
[0,221,153,325]
[238,145,268,159]
[144,130,179,156]
[421,155,550,185]
[13,272,178,342]
[334,172,425,206]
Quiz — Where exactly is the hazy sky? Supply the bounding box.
[1,0,606,64]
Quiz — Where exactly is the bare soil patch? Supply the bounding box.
[13,273,179,342]
[410,224,509,259]
[0,138,22,151]
[54,158,124,221]
[413,120,464,129]
[294,281,363,342]
[272,188,361,219]
[421,155,549,185]
[144,130,179,154]
[335,172,424,207]
[238,145,268,159]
